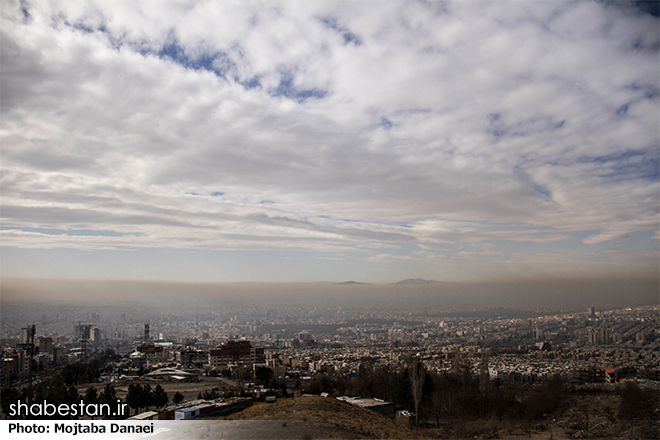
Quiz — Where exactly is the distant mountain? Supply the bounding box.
[336,280,369,285]
[392,278,440,285]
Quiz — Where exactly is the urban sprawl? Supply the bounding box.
[2,301,658,421]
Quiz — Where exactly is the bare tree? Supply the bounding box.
[479,350,490,395]
[408,356,426,426]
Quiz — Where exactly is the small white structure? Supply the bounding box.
[175,406,200,420]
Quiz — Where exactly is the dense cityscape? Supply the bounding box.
[3,293,658,393]
[1,281,659,438]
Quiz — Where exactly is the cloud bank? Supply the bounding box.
[1,0,658,281]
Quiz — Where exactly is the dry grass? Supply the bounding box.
[215,396,436,439]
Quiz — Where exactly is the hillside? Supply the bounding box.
[207,388,659,440]
[215,396,433,439]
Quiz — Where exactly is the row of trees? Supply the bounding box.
[301,356,565,426]
[256,355,651,427]
[2,379,185,419]
[124,383,172,415]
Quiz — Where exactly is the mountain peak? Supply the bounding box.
[392,278,439,285]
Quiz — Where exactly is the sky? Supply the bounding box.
[1,0,658,285]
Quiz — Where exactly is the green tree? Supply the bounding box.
[98,384,120,418]
[59,360,103,386]
[84,386,99,419]
[139,384,154,411]
[172,391,184,405]
[255,366,273,384]
[152,385,169,408]
[65,386,80,406]
[98,384,118,406]
[84,386,98,405]
[45,378,71,416]
[126,383,143,415]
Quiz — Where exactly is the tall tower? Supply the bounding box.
[144,323,150,343]
[79,321,87,361]
[534,327,543,340]
[28,324,35,385]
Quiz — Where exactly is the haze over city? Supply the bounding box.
[1,0,658,300]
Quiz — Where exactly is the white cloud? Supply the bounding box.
[1,0,657,280]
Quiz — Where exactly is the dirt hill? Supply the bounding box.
[215,396,433,439]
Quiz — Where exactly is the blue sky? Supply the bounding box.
[1,0,658,283]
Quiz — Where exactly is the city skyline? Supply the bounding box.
[1,1,658,286]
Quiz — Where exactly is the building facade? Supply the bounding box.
[208,340,264,370]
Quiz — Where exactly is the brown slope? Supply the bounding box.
[215,396,435,439]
